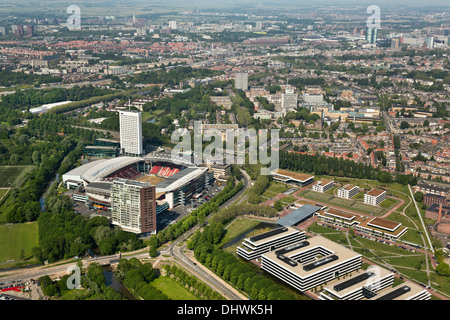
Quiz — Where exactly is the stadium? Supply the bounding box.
[62,153,214,213]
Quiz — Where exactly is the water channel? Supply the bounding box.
[102,266,137,300]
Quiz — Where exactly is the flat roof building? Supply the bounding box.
[369,281,431,300]
[111,178,156,236]
[271,169,314,187]
[320,266,395,300]
[312,179,334,193]
[237,226,306,261]
[337,185,359,199]
[119,110,143,156]
[364,188,386,206]
[261,235,362,292]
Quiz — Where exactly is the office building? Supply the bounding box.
[365,27,378,44]
[111,178,156,235]
[119,110,143,156]
[211,163,232,181]
[261,235,362,292]
[271,169,314,187]
[235,72,248,91]
[320,267,395,300]
[237,226,306,261]
[364,188,386,206]
[425,36,434,49]
[369,281,431,300]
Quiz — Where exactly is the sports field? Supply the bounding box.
[0,222,39,264]
[0,166,32,188]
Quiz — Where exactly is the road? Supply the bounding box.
[161,168,251,300]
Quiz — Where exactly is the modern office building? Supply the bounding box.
[369,281,431,300]
[155,167,214,208]
[235,72,248,91]
[111,178,156,235]
[119,110,143,156]
[211,163,232,182]
[237,226,306,261]
[365,27,378,44]
[337,185,359,199]
[320,266,395,300]
[84,146,118,158]
[364,188,386,206]
[312,179,334,193]
[261,235,362,292]
[271,169,314,187]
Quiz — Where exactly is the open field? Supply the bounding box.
[0,222,39,265]
[0,188,9,201]
[300,189,386,215]
[0,166,32,188]
[151,276,199,300]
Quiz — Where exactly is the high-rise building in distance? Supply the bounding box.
[111,178,156,235]
[235,72,248,91]
[365,27,378,44]
[119,110,143,156]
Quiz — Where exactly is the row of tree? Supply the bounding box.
[190,223,305,300]
[148,178,244,255]
[279,150,418,186]
[162,264,225,300]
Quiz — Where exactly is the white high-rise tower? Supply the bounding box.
[119,110,143,156]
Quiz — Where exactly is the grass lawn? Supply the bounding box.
[0,222,39,265]
[151,276,199,300]
[0,188,9,201]
[0,166,32,188]
[219,217,261,248]
[262,182,289,198]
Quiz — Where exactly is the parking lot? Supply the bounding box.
[156,182,223,230]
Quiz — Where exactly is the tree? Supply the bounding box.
[400,121,410,130]
[436,263,450,277]
[414,191,424,202]
[273,200,283,211]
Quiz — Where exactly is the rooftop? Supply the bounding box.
[272,169,314,182]
[366,188,386,197]
[263,235,361,277]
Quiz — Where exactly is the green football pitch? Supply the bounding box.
[0,166,32,188]
[0,222,39,264]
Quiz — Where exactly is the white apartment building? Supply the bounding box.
[312,179,334,193]
[337,185,359,199]
[235,72,248,91]
[119,110,143,156]
[364,189,386,206]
